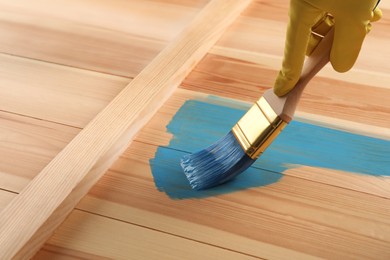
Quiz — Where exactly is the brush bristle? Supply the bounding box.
[180,131,255,190]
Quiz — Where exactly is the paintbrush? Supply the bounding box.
[181,23,335,190]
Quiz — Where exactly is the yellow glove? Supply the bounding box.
[273,0,382,96]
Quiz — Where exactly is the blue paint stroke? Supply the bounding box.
[150,99,390,199]
[150,147,281,199]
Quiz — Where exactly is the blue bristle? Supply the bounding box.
[180,131,255,190]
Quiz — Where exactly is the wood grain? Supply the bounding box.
[0,191,16,211]
[32,88,390,259]
[182,0,390,128]
[0,0,389,258]
[214,0,390,74]
[0,0,208,77]
[182,53,390,128]
[46,142,390,259]
[139,88,390,197]
[0,0,251,258]
[0,53,127,128]
[0,111,79,192]
[36,210,257,260]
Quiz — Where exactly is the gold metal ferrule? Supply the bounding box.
[232,97,288,159]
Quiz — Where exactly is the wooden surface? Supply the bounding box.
[0,0,389,259]
[0,0,251,258]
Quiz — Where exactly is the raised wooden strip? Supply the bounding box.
[0,0,251,258]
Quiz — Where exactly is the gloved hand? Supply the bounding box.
[273,0,382,96]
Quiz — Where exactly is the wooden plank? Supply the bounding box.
[34,245,109,260]
[0,53,127,128]
[213,0,390,74]
[209,46,390,91]
[0,0,251,258]
[182,54,390,129]
[0,111,79,192]
[0,0,208,77]
[71,197,312,260]
[34,210,257,260]
[0,0,208,42]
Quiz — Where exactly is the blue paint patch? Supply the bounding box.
[150,147,281,199]
[150,99,390,199]
[259,122,390,175]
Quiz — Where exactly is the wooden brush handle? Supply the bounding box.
[264,27,335,122]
